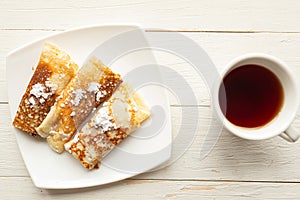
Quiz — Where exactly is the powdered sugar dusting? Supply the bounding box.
[88,82,106,102]
[70,111,76,117]
[29,83,54,105]
[28,97,36,107]
[88,82,101,93]
[30,83,47,98]
[71,89,86,106]
[91,105,118,132]
[39,98,45,104]
[96,92,104,101]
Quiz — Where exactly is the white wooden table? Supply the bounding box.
[1,0,300,199]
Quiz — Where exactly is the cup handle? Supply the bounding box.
[279,126,300,142]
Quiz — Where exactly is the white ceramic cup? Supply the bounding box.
[213,53,300,142]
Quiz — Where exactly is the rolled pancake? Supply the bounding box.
[13,42,78,135]
[64,84,151,170]
[36,58,122,153]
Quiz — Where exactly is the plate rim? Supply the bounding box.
[6,24,172,189]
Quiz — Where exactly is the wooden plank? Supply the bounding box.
[2,104,300,182]
[1,177,300,199]
[2,1,300,198]
[137,107,300,182]
[1,0,300,32]
[0,81,7,103]
[1,30,300,104]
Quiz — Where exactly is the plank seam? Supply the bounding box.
[1,28,300,34]
[1,176,300,184]
[130,178,300,184]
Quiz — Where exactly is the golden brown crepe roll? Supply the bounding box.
[36,58,122,153]
[64,84,150,170]
[13,42,78,135]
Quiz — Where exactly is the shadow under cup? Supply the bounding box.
[214,54,299,140]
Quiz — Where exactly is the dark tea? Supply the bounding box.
[218,64,284,128]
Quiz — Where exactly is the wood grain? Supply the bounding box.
[2,0,300,198]
[1,177,300,200]
[1,0,300,32]
[2,30,300,104]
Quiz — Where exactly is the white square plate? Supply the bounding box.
[6,25,171,189]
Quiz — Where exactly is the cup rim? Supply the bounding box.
[213,53,300,140]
